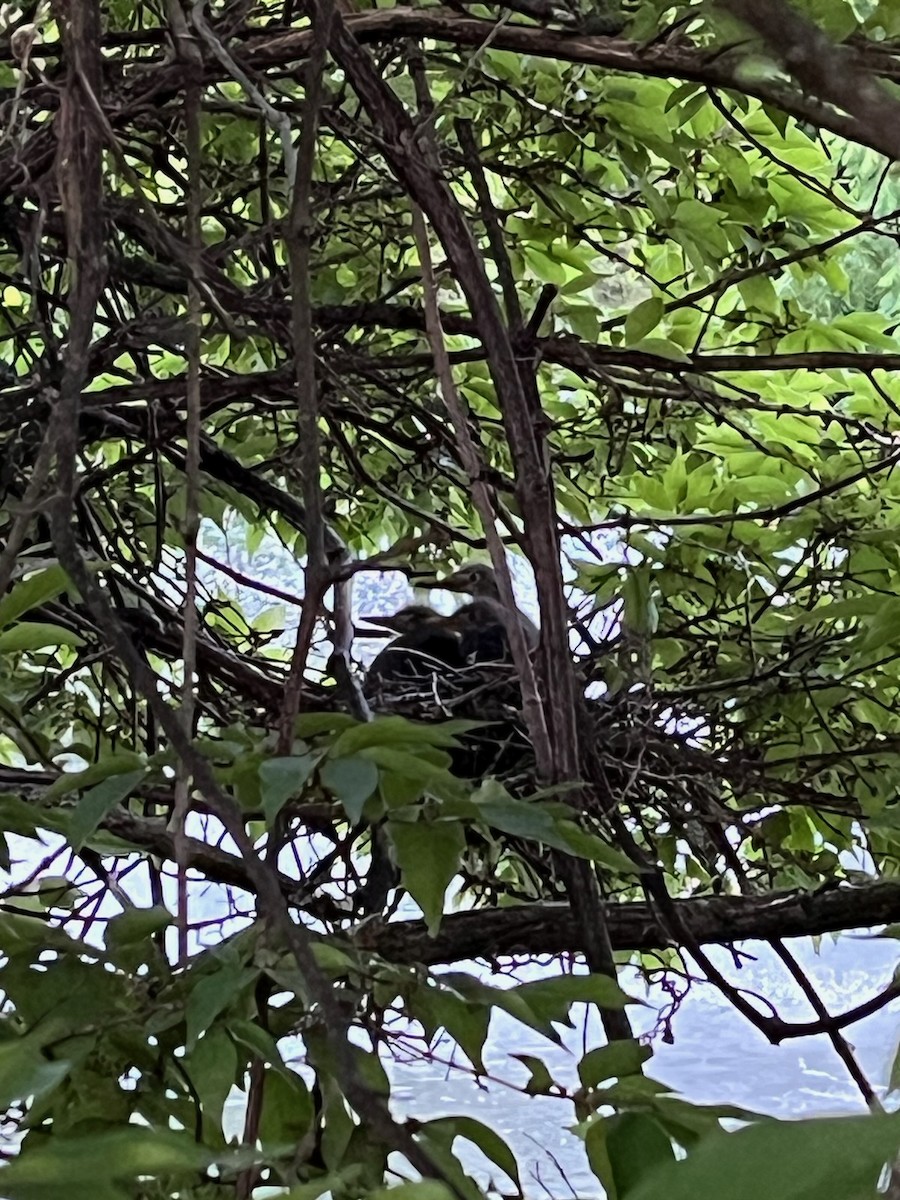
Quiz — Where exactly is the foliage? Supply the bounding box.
[3,0,900,1196]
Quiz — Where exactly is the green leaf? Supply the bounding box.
[228,1019,293,1080]
[440,969,595,1047]
[511,1053,561,1095]
[259,754,317,822]
[858,599,900,652]
[43,753,147,803]
[474,790,622,864]
[253,603,286,632]
[259,1067,314,1144]
[0,622,84,652]
[311,941,356,973]
[624,297,664,345]
[186,962,258,1052]
[0,1035,71,1109]
[0,794,56,840]
[428,1115,520,1189]
[399,1125,489,1200]
[622,567,659,636]
[186,1025,238,1142]
[105,904,171,952]
[369,1185,457,1200]
[555,820,641,874]
[0,1129,217,1200]
[630,336,691,363]
[789,596,879,627]
[390,817,465,935]
[591,1112,676,1198]
[738,274,779,315]
[330,715,477,756]
[359,745,463,800]
[293,712,358,738]
[628,1112,900,1200]
[24,874,83,910]
[68,769,146,850]
[411,980,492,1073]
[514,973,637,1023]
[579,1038,653,1088]
[0,564,74,631]
[283,1177,363,1200]
[585,1111,618,1200]
[320,755,380,821]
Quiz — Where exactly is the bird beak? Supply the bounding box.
[409,570,466,593]
[359,613,408,633]
[407,569,441,589]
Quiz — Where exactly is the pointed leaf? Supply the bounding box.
[579,1038,652,1088]
[624,297,664,345]
[428,1115,520,1188]
[105,905,172,952]
[259,754,317,823]
[0,564,74,630]
[69,770,146,850]
[43,754,146,803]
[331,715,478,756]
[390,818,464,935]
[511,1053,561,1096]
[628,1112,900,1200]
[186,964,258,1052]
[320,755,379,821]
[0,622,84,652]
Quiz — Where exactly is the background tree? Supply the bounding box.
[4,0,900,1196]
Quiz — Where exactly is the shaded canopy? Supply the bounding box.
[4,0,900,1193]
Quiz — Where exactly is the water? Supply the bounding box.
[217,929,900,1196]
[379,934,900,1196]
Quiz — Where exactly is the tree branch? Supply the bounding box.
[721,0,900,162]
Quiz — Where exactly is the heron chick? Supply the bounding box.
[360,604,466,699]
[411,562,539,649]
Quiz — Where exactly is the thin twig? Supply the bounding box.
[169,35,204,968]
[278,0,349,751]
[0,427,56,600]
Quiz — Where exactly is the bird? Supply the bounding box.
[411,562,540,651]
[443,597,518,663]
[360,604,467,699]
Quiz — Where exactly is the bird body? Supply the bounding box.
[361,605,466,699]
[445,597,534,662]
[412,562,540,650]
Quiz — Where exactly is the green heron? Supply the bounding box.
[412,562,540,653]
[360,604,467,699]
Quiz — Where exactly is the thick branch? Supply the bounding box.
[355,881,900,967]
[1,767,895,966]
[722,0,900,162]
[241,10,900,158]
[324,3,634,1040]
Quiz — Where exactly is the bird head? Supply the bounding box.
[410,561,500,599]
[359,604,446,635]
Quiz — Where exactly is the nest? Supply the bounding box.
[365,658,533,783]
[363,656,730,903]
